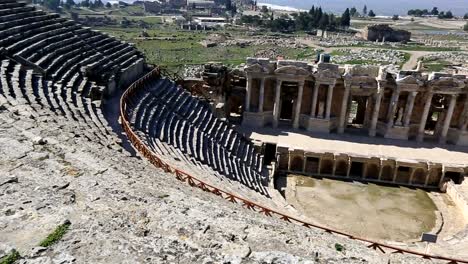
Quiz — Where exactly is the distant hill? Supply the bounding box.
[255,0,468,16]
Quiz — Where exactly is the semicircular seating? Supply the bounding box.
[125,76,270,196]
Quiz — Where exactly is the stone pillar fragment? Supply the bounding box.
[417,92,434,142]
[273,79,282,128]
[403,92,417,127]
[258,78,265,112]
[369,91,383,137]
[293,81,305,129]
[325,84,334,120]
[439,94,457,144]
[245,77,252,112]
[386,88,400,129]
[311,82,319,118]
[338,84,351,134]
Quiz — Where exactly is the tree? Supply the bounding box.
[438,11,453,19]
[309,5,315,15]
[464,22,468,31]
[105,2,111,8]
[464,13,468,19]
[340,8,351,28]
[362,5,367,17]
[445,11,453,19]
[260,5,268,13]
[430,7,439,15]
[318,13,328,30]
[95,0,104,8]
[392,14,399,21]
[350,7,357,17]
[328,13,337,30]
[368,10,375,17]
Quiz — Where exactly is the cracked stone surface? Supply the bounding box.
[0,104,437,264]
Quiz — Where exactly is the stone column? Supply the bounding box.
[258,78,265,112]
[325,84,334,120]
[273,79,282,128]
[386,88,400,129]
[403,92,417,127]
[439,94,457,144]
[245,76,252,112]
[369,92,383,136]
[363,97,373,127]
[293,81,305,129]
[338,84,351,134]
[310,82,319,118]
[458,100,468,131]
[417,92,434,142]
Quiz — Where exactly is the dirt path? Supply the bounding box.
[401,51,433,70]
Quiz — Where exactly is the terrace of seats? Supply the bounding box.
[125,76,272,197]
[0,0,144,91]
[0,57,119,145]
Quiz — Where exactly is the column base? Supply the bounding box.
[416,134,425,142]
[303,115,337,133]
[438,137,447,144]
[379,122,410,140]
[242,111,273,128]
[447,128,468,146]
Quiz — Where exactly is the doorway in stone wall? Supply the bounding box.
[280,99,294,121]
[263,143,277,166]
[347,96,369,134]
[279,82,298,124]
[423,94,444,140]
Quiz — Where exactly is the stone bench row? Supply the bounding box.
[0,13,62,37]
[128,80,261,171]
[147,102,267,194]
[147,80,262,172]
[125,79,268,194]
[129,87,268,194]
[0,3,144,86]
[0,59,117,145]
[0,18,72,48]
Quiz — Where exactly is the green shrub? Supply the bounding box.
[0,249,21,264]
[334,243,345,252]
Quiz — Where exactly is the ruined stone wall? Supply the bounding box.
[361,24,411,42]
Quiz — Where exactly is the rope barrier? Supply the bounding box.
[119,68,468,264]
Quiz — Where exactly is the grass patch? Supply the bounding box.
[39,221,71,248]
[95,25,310,70]
[334,243,345,252]
[0,250,21,264]
[340,59,387,65]
[424,60,452,72]
[330,43,459,52]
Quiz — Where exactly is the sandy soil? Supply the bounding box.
[285,175,437,242]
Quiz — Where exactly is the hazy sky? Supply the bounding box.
[259,0,468,15]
